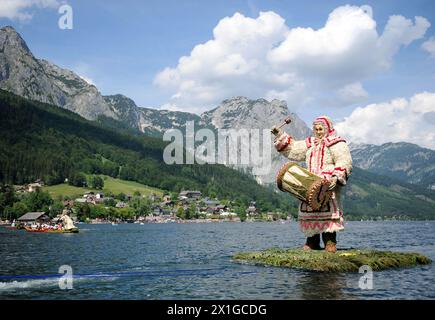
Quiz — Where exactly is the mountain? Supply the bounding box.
[350,142,435,189]
[344,167,435,220]
[202,96,311,184]
[139,107,206,135]
[0,26,212,134]
[0,27,306,139]
[2,25,434,201]
[202,96,310,138]
[0,26,116,121]
[102,94,141,131]
[0,89,296,213]
[1,89,434,218]
[103,95,312,184]
[103,94,211,138]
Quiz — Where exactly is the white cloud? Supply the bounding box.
[0,0,59,21]
[422,37,435,58]
[72,62,96,86]
[336,82,369,104]
[78,75,95,86]
[158,103,185,112]
[335,92,435,150]
[154,5,430,114]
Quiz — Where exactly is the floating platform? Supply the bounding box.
[233,248,432,272]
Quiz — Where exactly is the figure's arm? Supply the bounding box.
[329,142,353,186]
[273,132,307,162]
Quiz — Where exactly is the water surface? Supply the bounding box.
[0,221,434,299]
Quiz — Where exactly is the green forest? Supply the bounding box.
[1,89,434,219]
[0,89,297,214]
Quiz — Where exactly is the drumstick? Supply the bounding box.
[271,117,292,136]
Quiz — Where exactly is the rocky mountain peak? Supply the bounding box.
[200,96,311,184]
[0,27,116,121]
[0,26,31,55]
[202,96,309,139]
[104,94,137,109]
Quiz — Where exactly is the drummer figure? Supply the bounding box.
[273,116,352,253]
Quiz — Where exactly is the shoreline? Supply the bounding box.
[1,218,434,227]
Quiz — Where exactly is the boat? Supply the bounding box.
[24,226,79,233]
[3,223,25,230]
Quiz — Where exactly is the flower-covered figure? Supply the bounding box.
[274,116,352,252]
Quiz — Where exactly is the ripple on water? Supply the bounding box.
[0,221,434,299]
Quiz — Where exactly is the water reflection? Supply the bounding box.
[297,271,348,300]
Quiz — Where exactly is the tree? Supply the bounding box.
[88,175,104,189]
[176,207,185,219]
[116,192,126,201]
[131,197,151,216]
[93,175,104,189]
[187,203,197,219]
[119,207,135,220]
[11,201,29,219]
[236,205,247,222]
[24,188,53,212]
[75,203,91,221]
[68,173,87,187]
[49,200,64,218]
[103,197,117,207]
[90,205,107,219]
[0,184,16,214]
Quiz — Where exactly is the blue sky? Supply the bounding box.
[1,0,435,148]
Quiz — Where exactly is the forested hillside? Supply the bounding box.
[0,89,296,213]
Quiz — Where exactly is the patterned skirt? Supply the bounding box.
[298,190,344,237]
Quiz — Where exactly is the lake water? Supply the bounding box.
[0,221,434,300]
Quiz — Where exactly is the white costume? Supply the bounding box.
[60,209,76,230]
[276,116,352,237]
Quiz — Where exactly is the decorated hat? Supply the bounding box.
[313,115,336,136]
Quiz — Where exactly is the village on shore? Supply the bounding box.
[0,180,292,226]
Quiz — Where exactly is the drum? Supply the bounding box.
[276,162,332,210]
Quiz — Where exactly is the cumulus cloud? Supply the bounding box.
[72,62,96,86]
[422,37,435,58]
[0,0,59,21]
[78,75,95,86]
[154,5,430,114]
[337,82,369,104]
[158,102,186,112]
[335,92,435,150]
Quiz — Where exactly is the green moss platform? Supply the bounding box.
[233,248,432,272]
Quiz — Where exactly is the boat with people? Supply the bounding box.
[18,207,80,233]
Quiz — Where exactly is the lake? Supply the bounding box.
[0,221,434,299]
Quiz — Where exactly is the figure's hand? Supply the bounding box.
[271,125,281,136]
[328,176,338,191]
[274,132,292,152]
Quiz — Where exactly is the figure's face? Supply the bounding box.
[313,124,326,139]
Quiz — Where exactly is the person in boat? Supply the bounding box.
[59,208,76,231]
[273,115,352,253]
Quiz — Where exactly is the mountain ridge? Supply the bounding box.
[350,142,435,189]
[2,26,434,192]
[0,25,117,121]
[1,90,434,218]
